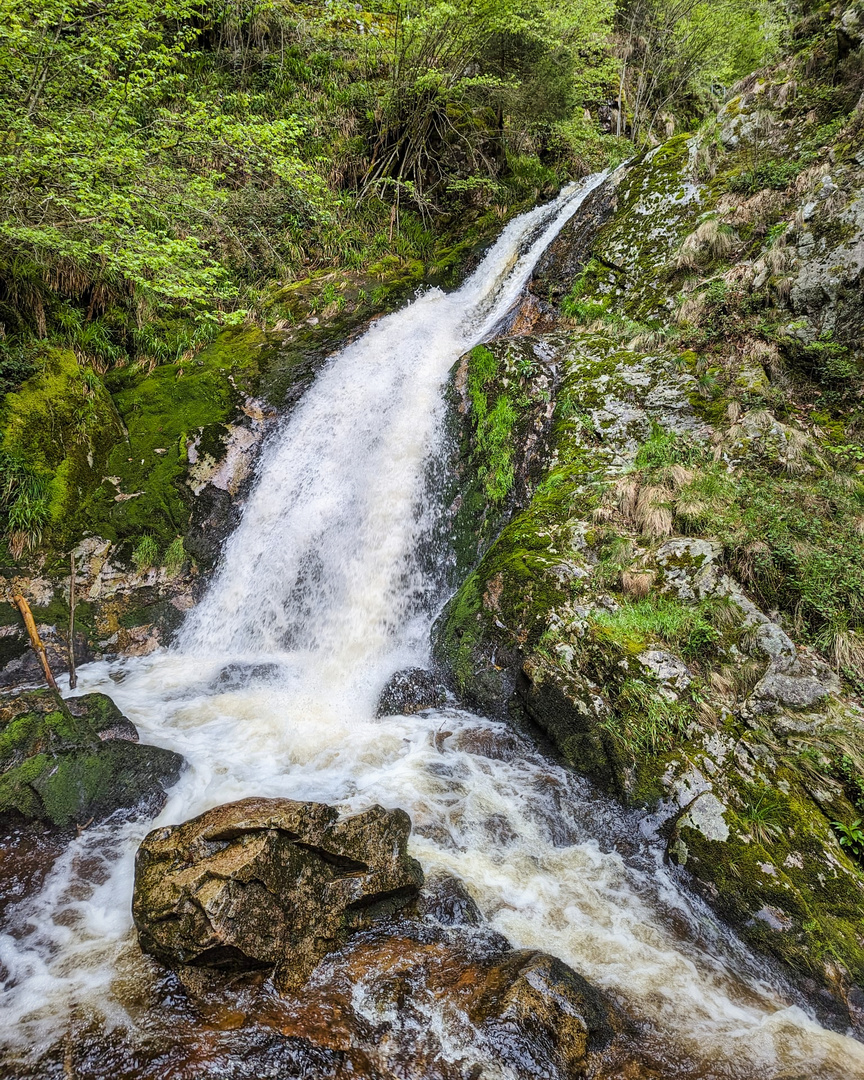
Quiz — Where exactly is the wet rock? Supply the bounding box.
[375,667,448,716]
[416,871,483,927]
[0,688,184,827]
[529,174,621,304]
[469,949,618,1073]
[88,916,630,1080]
[133,796,425,990]
[290,920,621,1079]
[517,655,620,793]
[215,662,282,688]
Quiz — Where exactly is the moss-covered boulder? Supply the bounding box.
[0,688,183,827]
[434,55,864,1020]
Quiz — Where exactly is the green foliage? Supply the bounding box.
[600,676,690,755]
[831,818,864,861]
[132,535,159,571]
[728,159,802,194]
[740,787,788,844]
[617,0,788,144]
[0,344,36,396]
[163,536,186,577]
[640,457,864,653]
[634,422,710,469]
[467,346,517,504]
[0,450,51,557]
[589,593,722,660]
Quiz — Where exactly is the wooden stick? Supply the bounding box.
[12,592,58,691]
[68,551,77,690]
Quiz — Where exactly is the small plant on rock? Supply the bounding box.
[163,537,186,577]
[132,535,159,571]
[740,789,787,844]
[831,818,864,861]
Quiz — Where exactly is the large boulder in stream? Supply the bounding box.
[0,688,184,827]
[132,796,425,990]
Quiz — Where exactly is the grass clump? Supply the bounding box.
[600,677,691,756]
[132,535,159,572]
[163,537,186,577]
[740,787,788,844]
[589,594,723,662]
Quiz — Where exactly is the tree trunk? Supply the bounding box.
[68,552,78,690]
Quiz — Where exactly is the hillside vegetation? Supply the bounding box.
[0,0,791,565]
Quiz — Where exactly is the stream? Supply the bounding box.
[1,177,863,1078]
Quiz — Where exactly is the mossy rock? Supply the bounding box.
[0,688,184,827]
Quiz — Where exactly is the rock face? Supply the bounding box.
[133,796,425,989]
[0,689,184,827]
[374,667,448,716]
[433,13,864,1024]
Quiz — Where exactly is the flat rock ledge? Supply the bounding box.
[132,796,425,990]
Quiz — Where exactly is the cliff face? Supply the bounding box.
[434,11,864,1030]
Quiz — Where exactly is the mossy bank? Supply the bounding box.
[434,8,864,1031]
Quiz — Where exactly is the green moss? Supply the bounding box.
[589,594,723,662]
[0,689,183,826]
[674,766,864,984]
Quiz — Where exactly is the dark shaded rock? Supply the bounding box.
[0,689,184,827]
[184,484,241,570]
[0,818,67,923]
[0,629,93,691]
[528,175,620,304]
[517,656,621,793]
[132,796,425,990]
[65,692,139,741]
[215,662,282,688]
[375,667,448,717]
[416,871,483,927]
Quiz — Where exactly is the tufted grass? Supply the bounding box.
[589,593,725,662]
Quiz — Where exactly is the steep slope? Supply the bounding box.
[435,4,864,1028]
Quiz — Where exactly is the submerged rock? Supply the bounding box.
[133,796,425,990]
[375,667,448,716]
[0,689,184,827]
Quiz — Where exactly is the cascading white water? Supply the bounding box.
[2,176,863,1078]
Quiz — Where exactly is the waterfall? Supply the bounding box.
[1,178,863,1079]
[178,175,606,683]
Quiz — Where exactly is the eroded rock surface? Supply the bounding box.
[133,796,425,989]
[375,667,448,717]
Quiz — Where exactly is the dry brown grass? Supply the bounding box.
[675,218,737,270]
[676,291,707,325]
[829,630,864,677]
[621,569,657,598]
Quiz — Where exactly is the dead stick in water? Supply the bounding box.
[68,551,77,690]
[12,592,58,690]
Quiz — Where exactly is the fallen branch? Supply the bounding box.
[12,592,58,690]
[68,551,77,690]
